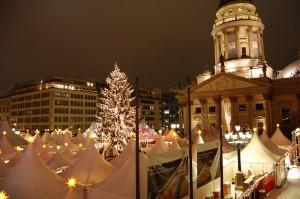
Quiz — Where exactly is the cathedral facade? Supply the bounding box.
[178,0,300,137]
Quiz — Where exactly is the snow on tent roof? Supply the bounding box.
[270,126,291,146]
[147,135,169,155]
[260,132,286,157]
[0,144,67,199]
[89,150,148,199]
[0,121,27,146]
[110,138,135,168]
[0,134,16,161]
[61,141,116,186]
[73,131,87,145]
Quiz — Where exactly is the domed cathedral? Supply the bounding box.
[212,0,273,78]
[178,0,300,138]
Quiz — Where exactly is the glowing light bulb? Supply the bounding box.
[158,130,162,135]
[28,136,34,143]
[197,130,202,135]
[56,145,61,150]
[276,124,280,127]
[79,143,83,148]
[64,142,69,147]
[2,131,6,136]
[42,144,47,149]
[0,191,9,199]
[66,177,77,188]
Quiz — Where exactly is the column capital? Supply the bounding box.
[263,93,272,100]
[213,96,222,104]
[245,95,253,102]
[229,96,237,103]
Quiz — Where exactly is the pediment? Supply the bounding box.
[193,73,265,93]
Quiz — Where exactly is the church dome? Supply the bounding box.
[219,0,254,8]
[279,59,300,78]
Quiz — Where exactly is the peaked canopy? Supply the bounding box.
[168,140,181,151]
[0,144,67,199]
[33,133,44,154]
[110,138,135,168]
[139,119,157,140]
[47,151,73,169]
[148,135,169,155]
[0,121,27,146]
[73,131,87,145]
[260,132,286,156]
[164,129,181,142]
[61,141,116,186]
[89,146,148,199]
[42,131,52,144]
[270,126,291,146]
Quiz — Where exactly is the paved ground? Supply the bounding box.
[267,166,300,199]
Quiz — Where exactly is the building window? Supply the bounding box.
[239,104,247,112]
[195,107,202,114]
[281,108,291,125]
[242,47,247,57]
[209,106,216,113]
[255,103,264,111]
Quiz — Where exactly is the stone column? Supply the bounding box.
[260,32,266,61]
[257,29,263,59]
[263,93,273,137]
[214,38,219,65]
[296,94,300,127]
[213,96,223,134]
[223,30,229,60]
[245,95,253,129]
[247,26,253,58]
[235,27,241,58]
[229,97,237,131]
[200,99,208,130]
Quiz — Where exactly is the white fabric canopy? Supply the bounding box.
[110,138,135,168]
[73,131,87,145]
[0,135,16,161]
[0,144,67,199]
[89,147,148,199]
[33,133,44,154]
[271,126,291,146]
[0,121,27,146]
[47,151,73,169]
[261,132,286,156]
[61,141,116,186]
[148,135,169,155]
[42,131,52,144]
[39,146,52,163]
[168,140,181,151]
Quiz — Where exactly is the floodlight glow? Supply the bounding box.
[0,191,9,199]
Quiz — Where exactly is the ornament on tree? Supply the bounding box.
[97,63,135,157]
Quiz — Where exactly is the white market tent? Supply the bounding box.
[224,132,283,181]
[33,133,44,154]
[0,121,27,146]
[271,126,292,146]
[110,138,135,168]
[39,145,52,163]
[0,144,68,199]
[0,134,17,161]
[168,140,181,151]
[89,146,148,199]
[42,131,52,144]
[47,151,73,170]
[73,131,87,145]
[61,141,116,186]
[260,132,286,156]
[0,157,10,178]
[147,135,169,155]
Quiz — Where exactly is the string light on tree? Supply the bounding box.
[96,63,135,155]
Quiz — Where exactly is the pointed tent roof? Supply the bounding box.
[110,138,135,168]
[0,121,27,146]
[260,132,286,156]
[64,189,81,199]
[239,132,282,164]
[0,134,17,161]
[73,131,87,145]
[139,119,158,140]
[42,131,52,144]
[89,149,148,199]
[270,126,291,146]
[39,145,52,163]
[0,144,67,199]
[168,140,181,151]
[164,129,181,142]
[33,133,44,154]
[162,128,169,136]
[47,152,73,169]
[148,135,169,155]
[61,141,116,186]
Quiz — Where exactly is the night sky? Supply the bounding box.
[0,0,299,90]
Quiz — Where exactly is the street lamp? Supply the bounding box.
[225,125,253,190]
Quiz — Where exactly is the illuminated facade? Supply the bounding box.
[0,96,10,122]
[178,0,300,137]
[3,77,104,131]
[138,88,162,131]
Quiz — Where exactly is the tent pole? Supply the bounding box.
[187,87,194,199]
[218,95,224,199]
[83,186,87,199]
[135,76,140,199]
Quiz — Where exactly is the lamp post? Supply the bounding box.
[225,125,253,190]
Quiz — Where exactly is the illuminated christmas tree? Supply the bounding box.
[97,63,135,156]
